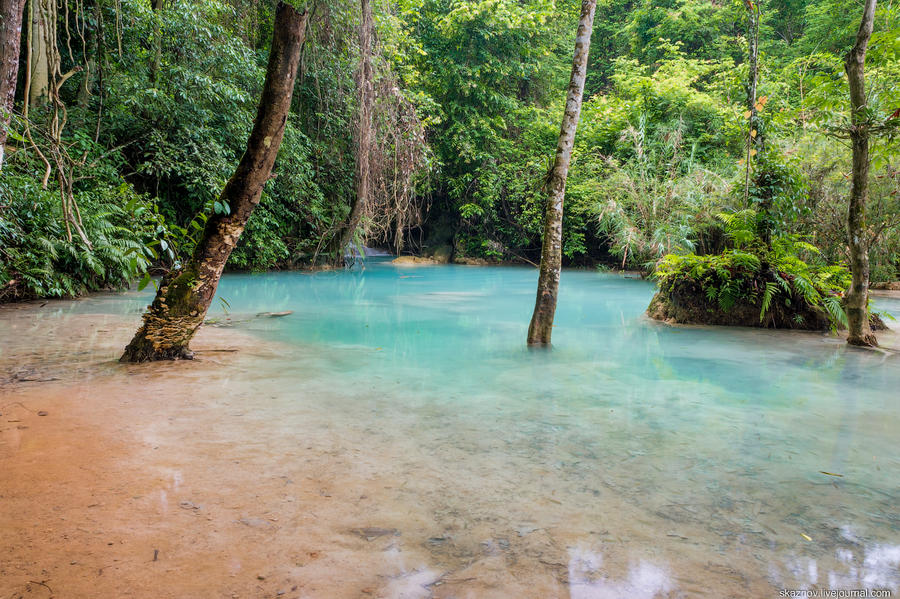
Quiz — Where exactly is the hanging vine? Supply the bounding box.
[366,70,428,254]
[22,0,91,246]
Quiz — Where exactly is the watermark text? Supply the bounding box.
[779,590,893,598]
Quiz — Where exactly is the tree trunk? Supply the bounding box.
[120,1,308,363]
[0,0,27,167]
[333,0,374,261]
[28,0,48,106]
[150,0,164,85]
[844,0,877,347]
[743,1,772,243]
[743,0,759,209]
[527,0,596,347]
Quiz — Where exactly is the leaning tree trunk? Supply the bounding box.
[0,0,27,167]
[333,0,374,261]
[120,2,308,362]
[527,0,596,347]
[844,0,877,347]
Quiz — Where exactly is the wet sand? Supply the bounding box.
[0,313,689,599]
[1,292,898,599]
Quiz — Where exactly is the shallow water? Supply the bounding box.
[2,260,899,597]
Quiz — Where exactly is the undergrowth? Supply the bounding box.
[653,209,850,328]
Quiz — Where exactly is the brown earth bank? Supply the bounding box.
[392,255,498,266]
[1,317,502,599]
[0,310,694,599]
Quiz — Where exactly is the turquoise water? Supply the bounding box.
[213,260,899,592]
[204,261,900,420]
[3,260,899,595]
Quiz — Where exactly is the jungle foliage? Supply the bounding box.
[0,0,898,301]
[654,210,851,328]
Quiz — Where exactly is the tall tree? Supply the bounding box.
[526,0,596,347]
[334,0,374,260]
[27,0,49,106]
[150,0,165,85]
[0,0,26,167]
[742,1,760,203]
[743,1,774,244]
[120,1,308,362]
[843,0,877,347]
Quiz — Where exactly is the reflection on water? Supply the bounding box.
[1,259,898,597]
[567,545,673,599]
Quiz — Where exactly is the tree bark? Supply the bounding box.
[743,0,759,209]
[0,0,26,167]
[527,0,596,347]
[120,1,308,362]
[743,1,772,243]
[27,0,48,106]
[333,0,374,261]
[844,0,877,347]
[150,0,164,85]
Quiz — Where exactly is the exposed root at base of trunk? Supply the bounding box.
[119,309,204,363]
[119,342,195,363]
[847,332,879,347]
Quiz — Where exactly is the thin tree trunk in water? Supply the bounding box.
[120,2,307,362]
[0,0,27,167]
[527,0,596,347]
[334,0,374,261]
[844,0,877,347]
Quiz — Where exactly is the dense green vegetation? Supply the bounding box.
[652,209,852,329]
[1,0,898,302]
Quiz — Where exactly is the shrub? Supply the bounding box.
[653,210,851,328]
